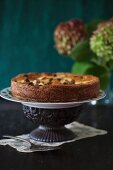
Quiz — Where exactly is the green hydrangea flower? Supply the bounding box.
[90,21,113,64]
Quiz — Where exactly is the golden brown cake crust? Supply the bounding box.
[11,72,100,102]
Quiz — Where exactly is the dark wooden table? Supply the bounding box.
[0,98,113,170]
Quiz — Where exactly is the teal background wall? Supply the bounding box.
[0,0,113,88]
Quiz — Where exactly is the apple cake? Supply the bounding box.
[11,72,100,102]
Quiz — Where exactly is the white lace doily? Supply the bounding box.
[0,121,107,153]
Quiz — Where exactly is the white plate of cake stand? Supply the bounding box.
[0,87,106,150]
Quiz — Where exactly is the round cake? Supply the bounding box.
[11,72,100,102]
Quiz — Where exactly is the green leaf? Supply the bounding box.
[71,61,93,74]
[71,61,109,90]
[85,65,109,90]
[70,40,92,61]
[86,19,104,37]
[91,56,113,72]
[106,60,113,71]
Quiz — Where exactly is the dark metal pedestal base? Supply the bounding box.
[29,126,75,142]
[23,105,81,143]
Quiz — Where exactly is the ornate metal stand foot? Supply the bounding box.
[23,105,81,143]
[29,125,75,142]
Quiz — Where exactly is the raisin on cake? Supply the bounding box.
[11,72,100,102]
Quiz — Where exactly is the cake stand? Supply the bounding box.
[0,87,105,143]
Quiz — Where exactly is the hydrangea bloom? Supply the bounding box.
[54,19,87,55]
[90,20,113,63]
